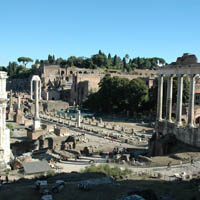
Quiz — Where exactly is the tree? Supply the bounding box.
[127,79,148,113]
[7,62,18,77]
[0,66,7,72]
[17,57,33,66]
[48,54,55,64]
[35,59,40,64]
[125,54,130,63]
[113,55,117,66]
[122,57,127,70]
[91,53,107,67]
[83,76,148,114]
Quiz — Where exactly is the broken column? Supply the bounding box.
[7,90,15,121]
[27,75,44,140]
[0,71,11,164]
[15,95,25,124]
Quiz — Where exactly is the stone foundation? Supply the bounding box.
[27,129,47,140]
[7,112,15,121]
[42,124,56,132]
[24,120,33,127]
[55,127,69,136]
[15,109,24,124]
[156,121,200,148]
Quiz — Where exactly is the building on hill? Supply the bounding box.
[6,63,157,105]
[32,64,159,105]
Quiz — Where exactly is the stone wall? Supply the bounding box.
[43,100,69,112]
[157,121,200,148]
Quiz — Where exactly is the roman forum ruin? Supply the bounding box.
[156,53,200,147]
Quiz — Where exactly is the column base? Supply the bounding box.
[188,123,194,128]
[166,119,173,123]
[176,122,182,127]
[33,120,41,130]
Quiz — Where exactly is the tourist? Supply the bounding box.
[167,161,172,169]
[5,175,9,183]
[191,157,194,165]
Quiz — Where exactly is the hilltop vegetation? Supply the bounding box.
[0,50,166,78]
[41,50,166,71]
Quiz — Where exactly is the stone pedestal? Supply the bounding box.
[7,111,15,121]
[33,118,41,130]
[15,109,24,124]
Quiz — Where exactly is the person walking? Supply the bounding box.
[167,161,172,169]
[5,175,9,183]
[191,157,194,165]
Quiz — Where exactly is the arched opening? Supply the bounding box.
[195,116,200,126]
[181,118,186,125]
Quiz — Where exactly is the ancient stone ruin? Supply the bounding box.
[154,53,200,153]
[0,71,11,165]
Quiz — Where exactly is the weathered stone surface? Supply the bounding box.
[149,132,177,156]
[176,53,198,65]
[15,109,24,124]
[55,127,69,136]
[27,129,47,140]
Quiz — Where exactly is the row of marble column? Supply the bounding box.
[157,74,196,127]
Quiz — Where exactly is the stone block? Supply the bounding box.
[24,120,33,127]
[42,124,55,132]
[7,112,15,121]
[27,129,46,140]
[54,127,69,136]
[15,109,24,124]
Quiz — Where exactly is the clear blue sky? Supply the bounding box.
[0,0,200,67]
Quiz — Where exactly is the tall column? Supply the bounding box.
[39,80,41,100]
[35,80,39,119]
[166,75,173,122]
[176,75,183,126]
[188,74,196,127]
[156,75,164,121]
[30,80,33,100]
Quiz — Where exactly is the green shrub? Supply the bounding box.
[81,164,132,177]
[7,123,13,136]
[46,170,56,177]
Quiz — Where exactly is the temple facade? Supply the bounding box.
[156,53,200,147]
